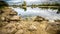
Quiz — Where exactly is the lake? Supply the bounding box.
[10,7,60,20]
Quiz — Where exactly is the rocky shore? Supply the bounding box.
[0,7,60,34]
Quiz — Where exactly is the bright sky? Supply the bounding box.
[4,0,60,5]
[5,0,23,5]
[29,0,37,1]
[5,0,60,2]
[6,0,23,3]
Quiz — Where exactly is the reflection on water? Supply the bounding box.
[57,8,60,14]
[11,7,60,20]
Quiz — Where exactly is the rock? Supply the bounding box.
[49,20,55,22]
[1,28,17,34]
[46,22,60,34]
[15,29,24,34]
[28,25,37,31]
[9,11,17,16]
[2,23,17,34]
[17,24,23,30]
[55,20,60,22]
[9,16,21,21]
[1,7,60,34]
[0,22,8,27]
[4,23,17,28]
[1,17,5,21]
[0,7,20,34]
[0,10,4,14]
[33,16,47,22]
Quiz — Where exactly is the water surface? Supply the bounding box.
[11,7,60,20]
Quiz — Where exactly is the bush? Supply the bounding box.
[0,1,9,9]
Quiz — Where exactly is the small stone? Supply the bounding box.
[55,20,60,22]
[1,17,5,21]
[9,11,17,16]
[28,25,37,31]
[17,24,23,30]
[15,29,24,34]
[33,16,45,22]
[3,23,17,34]
[3,28,17,34]
[0,10,4,14]
[49,20,55,22]
[9,16,21,21]
[7,28,17,34]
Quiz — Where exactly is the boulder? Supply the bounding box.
[9,16,21,21]
[15,29,24,34]
[32,16,48,22]
[9,11,17,16]
[49,20,55,22]
[0,28,17,34]
[28,25,37,31]
[0,10,4,14]
[0,22,8,27]
[46,22,60,34]
[1,17,5,21]
[0,23,17,34]
[17,24,23,30]
[55,20,60,22]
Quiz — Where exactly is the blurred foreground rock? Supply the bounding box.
[0,7,60,34]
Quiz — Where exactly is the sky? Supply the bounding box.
[3,0,23,5]
[25,0,60,5]
[2,0,60,5]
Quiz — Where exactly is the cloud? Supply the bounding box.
[2,0,60,5]
[5,0,23,5]
[25,0,60,5]
[6,0,22,2]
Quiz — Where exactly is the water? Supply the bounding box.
[10,7,60,20]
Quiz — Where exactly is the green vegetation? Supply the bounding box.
[22,1,27,11]
[38,2,60,6]
[22,1,26,6]
[31,4,37,8]
[0,1,9,9]
[9,1,60,11]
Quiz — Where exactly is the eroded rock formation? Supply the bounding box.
[0,7,60,34]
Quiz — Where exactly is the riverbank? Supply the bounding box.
[0,7,60,34]
[38,6,60,8]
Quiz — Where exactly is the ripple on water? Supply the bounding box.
[11,7,60,20]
